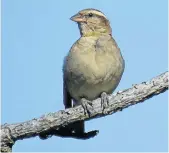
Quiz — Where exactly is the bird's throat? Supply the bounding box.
[78,23,111,37]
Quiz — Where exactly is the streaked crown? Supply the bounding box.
[79,8,107,19]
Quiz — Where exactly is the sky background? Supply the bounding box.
[2,0,168,152]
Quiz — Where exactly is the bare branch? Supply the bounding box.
[1,71,168,152]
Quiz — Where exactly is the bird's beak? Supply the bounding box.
[70,13,86,23]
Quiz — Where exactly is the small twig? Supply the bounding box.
[1,71,168,152]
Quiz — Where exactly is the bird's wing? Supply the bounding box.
[63,75,72,109]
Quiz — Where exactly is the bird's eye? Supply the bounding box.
[88,13,93,17]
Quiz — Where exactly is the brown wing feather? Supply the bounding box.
[63,76,72,108]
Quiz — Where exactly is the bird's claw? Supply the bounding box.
[81,98,93,117]
[101,92,109,114]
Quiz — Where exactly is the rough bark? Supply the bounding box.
[1,71,168,152]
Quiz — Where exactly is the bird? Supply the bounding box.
[63,8,125,136]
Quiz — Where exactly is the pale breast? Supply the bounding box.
[64,35,124,101]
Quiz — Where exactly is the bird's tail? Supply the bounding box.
[70,120,84,134]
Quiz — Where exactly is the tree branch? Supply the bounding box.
[1,71,168,152]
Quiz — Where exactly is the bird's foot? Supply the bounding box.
[101,92,109,115]
[81,98,93,117]
[79,98,99,139]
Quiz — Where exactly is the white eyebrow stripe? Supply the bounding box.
[89,10,107,18]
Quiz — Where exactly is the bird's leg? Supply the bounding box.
[101,92,109,115]
[73,98,99,139]
[80,98,94,117]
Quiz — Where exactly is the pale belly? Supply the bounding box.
[65,51,124,102]
[64,36,124,103]
[70,75,121,101]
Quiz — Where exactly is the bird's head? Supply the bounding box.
[70,9,112,37]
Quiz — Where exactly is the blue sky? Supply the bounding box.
[2,0,168,152]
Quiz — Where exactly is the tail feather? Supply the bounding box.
[70,121,84,134]
[63,81,85,134]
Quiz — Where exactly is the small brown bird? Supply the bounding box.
[63,8,125,135]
